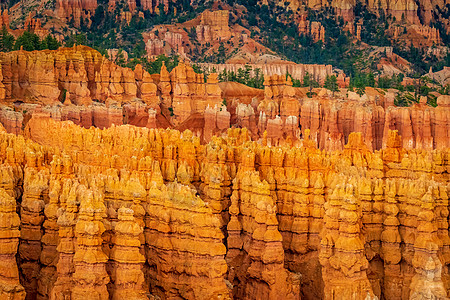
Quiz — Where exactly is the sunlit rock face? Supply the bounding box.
[0,112,446,299]
[0,47,447,151]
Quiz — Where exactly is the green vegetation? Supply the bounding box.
[0,26,15,52]
[142,54,180,73]
[353,1,390,46]
[61,89,67,103]
[226,0,448,77]
[218,65,264,89]
[356,86,366,96]
[376,74,404,89]
[3,0,449,78]
[324,75,339,95]
[41,35,61,50]
[0,28,61,52]
[300,72,320,88]
[1,0,448,109]
[14,31,41,51]
[394,91,418,106]
[349,72,376,90]
[390,75,448,107]
[69,0,213,59]
[8,0,21,8]
[286,72,319,97]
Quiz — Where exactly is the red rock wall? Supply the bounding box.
[56,0,98,27]
[253,76,450,151]
[260,0,445,26]
[0,47,446,151]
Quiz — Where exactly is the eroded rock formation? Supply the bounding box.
[0,47,234,140]
[0,49,448,152]
[199,62,336,86]
[0,188,25,299]
[259,0,445,26]
[196,10,232,42]
[0,114,446,299]
[56,0,97,27]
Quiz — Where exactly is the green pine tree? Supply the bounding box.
[324,75,339,96]
[0,26,15,52]
[43,35,61,50]
[14,31,41,51]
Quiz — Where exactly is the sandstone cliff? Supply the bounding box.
[198,62,336,86]
[0,114,446,299]
[0,48,447,151]
[260,0,446,26]
[0,46,233,139]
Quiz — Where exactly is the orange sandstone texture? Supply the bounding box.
[0,115,446,299]
[109,207,146,299]
[145,182,229,299]
[0,46,157,107]
[0,46,231,140]
[0,188,26,299]
[0,47,448,151]
[227,170,301,299]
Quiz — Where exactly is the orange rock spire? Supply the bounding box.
[0,108,445,299]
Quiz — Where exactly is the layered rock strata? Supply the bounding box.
[259,0,445,26]
[0,107,446,299]
[199,62,335,86]
[0,188,26,299]
[0,47,447,151]
[227,170,300,299]
[109,207,146,299]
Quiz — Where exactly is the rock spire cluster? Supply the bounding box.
[0,115,445,299]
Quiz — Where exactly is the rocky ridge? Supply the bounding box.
[0,47,448,151]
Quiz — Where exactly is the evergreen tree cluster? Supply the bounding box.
[0,26,61,52]
[292,72,320,88]
[218,65,264,89]
[142,54,180,73]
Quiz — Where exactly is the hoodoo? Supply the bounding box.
[0,0,448,298]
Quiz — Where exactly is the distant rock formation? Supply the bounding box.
[196,10,232,42]
[198,62,336,86]
[56,0,97,27]
[298,15,325,42]
[260,0,441,25]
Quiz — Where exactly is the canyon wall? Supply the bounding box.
[231,75,450,151]
[198,62,335,85]
[7,87,448,152]
[259,0,446,25]
[56,0,98,27]
[196,10,232,42]
[53,0,447,27]
[55,0,171,26]
[0,47,448,152]
[0,45,160,106]
[0,115,446,299]
[0,47,225,137]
